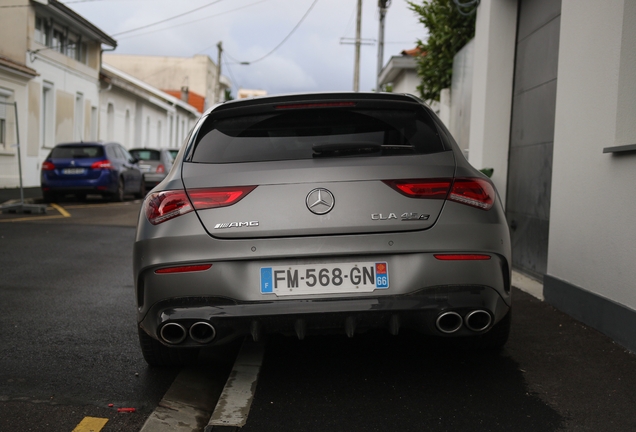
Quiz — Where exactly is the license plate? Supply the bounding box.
[62,168,85,175]
[260,262,389,296]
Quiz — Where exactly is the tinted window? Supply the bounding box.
[51,145,104,159]
[191,108,444,163]
[130,149,161,161]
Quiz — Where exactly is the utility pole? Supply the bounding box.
[353,0,362,92]
[214,41,222,104]
[376,0,391,92]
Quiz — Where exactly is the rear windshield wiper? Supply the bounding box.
[312,141,382,157]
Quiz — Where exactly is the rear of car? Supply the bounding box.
[41,142,144,202]
[129,148,174,188]
[134,93,512,366]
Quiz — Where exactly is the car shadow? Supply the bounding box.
[241,331,564,432]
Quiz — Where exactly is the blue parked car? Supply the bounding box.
[40,142,145,202]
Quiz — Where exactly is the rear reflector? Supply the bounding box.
[275,102,356,110]
[155,264,212,274]
[144,186,257,225]
[434,254,491,261]
[384,177,495,210]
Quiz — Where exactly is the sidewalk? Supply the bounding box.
[0,187,41,204]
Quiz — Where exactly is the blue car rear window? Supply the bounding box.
[51,146,104,159]
[191,107,445,163]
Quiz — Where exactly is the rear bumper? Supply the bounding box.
[41,171,116,194]
[139,285,510,347]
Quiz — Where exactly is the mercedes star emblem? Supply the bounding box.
[306,188,335,215]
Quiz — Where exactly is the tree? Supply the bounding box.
[408,0,476,101]
[224,88,234,101]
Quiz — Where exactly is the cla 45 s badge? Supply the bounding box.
[371,212,430,221]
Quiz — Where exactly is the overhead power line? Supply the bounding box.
[224,0,319,65]
[111,0,226,36]
[118,0,272,40]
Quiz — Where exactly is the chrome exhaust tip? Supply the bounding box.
[436,311,463,334]
[465,310,492,332]
[189,321,216,344]
[160,322,187,345]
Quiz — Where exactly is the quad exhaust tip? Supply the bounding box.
[436,311,463,334]
[465,310,492,332]
[160,322,187,345]
[189,321,217,344]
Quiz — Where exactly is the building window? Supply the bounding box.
[35,14,87,63]
[52,27,65,54]
[80,42,88,64]
[35,16,49,45]
[0,94,7,148]
[169,115,174,147]
[41,82,54,148]
[124,110,130,146]
[145,116,150,147]
[74,93,84,141]
[90,106,97,140]
[67,33,80,61]
[107,103,115,141]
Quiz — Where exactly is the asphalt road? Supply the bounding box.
[1,197,636,431]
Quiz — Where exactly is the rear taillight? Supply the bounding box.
[144,186,257,225]
[383,179,451,199]
[448,178,495,210]
[383,177,495,210]
[91,160,113,170]
[41,161,55,171]
[187,186,257,211]
[156,164,165,173]
[145,190,193,225]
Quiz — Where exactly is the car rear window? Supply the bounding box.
[51,146,104,159]
[190,107,445,163]
[130,149,161,161]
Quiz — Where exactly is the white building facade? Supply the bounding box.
[465,0,636,352]
[0,0,116,189]
[99,64,199,152]
[103,53,231,110]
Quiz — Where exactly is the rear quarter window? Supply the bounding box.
[190,106,445,163]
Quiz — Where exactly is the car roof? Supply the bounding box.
[205,92,423,116]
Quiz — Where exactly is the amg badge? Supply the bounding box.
[214,221,259,229]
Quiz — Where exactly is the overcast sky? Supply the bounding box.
[62,0,428,96]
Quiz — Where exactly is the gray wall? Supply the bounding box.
[450,39,474,159]
[506,0,561,278]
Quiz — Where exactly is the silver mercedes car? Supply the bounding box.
[133,92,512,366]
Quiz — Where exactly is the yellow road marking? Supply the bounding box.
[0,214,67,223]
[50,203,71,217]
[71,416,108,432]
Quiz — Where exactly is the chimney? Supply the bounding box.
[180,86,189,103]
